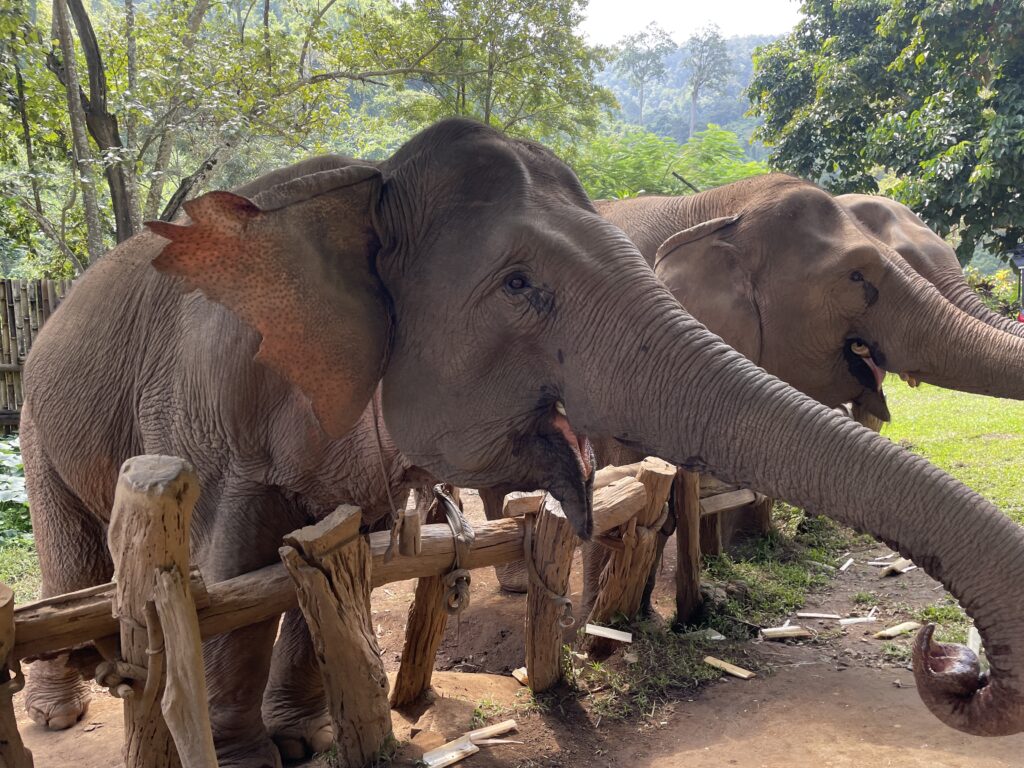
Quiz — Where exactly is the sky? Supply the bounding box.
[580,0,804,45]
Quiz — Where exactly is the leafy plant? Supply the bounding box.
[964,267,1019,318]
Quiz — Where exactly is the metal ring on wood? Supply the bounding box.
[435,484,475,616]
[524,508,575,629]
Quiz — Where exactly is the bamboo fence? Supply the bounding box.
[0,279,73,423]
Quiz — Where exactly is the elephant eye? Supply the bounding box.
[504,272,530,293]
[850,271,864,282]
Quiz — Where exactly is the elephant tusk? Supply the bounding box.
[555,400,567,416]
[900,373,920,388]
[851,342,871,357]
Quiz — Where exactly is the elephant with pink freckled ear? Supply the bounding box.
[20,122,1024,767]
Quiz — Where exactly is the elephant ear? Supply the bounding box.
[146,165,388,439]
[654,215,763,362]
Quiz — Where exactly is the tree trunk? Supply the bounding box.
[689,85,698,139]
[52,0,104,264]
[123,0,140,231]
[12,57,43,215]
[65,0,137,242]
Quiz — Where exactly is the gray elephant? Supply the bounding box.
[21,120,1024,766]
[490,175,1024,621]
[838,193,1024,339]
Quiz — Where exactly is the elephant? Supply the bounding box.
[487,174,1024,603]
[20,119,1024,766]
[837,193,1024,340]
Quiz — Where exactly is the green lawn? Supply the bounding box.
[881,377,1024,524]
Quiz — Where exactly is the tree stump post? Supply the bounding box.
[0,583,32,768]
[752,495,773,535]
[279,505,391,767]
[524,498,578,693]
[108,455,200,768]
[674,469,703,626]
[585,458,675,643]
[699,513,723,557]
[391,494,448,708]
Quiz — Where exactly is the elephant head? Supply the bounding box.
[838,193,1024,340]
[644,174,1024,423]
[150,122,1024,735]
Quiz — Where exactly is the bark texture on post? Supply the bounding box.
[752,495,773,535]
[0,583,33,767]
[280,505,391,768]
[524,499,578,693]
[108,455,198,768]
[586,458,675,635]
[152,569,217,768]
[674,470,703,625]
[391,499,450,708]
[699,513,723,557]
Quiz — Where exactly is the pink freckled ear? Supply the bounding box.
[147,172,388,439]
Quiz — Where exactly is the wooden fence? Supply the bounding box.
[0,279,73,424]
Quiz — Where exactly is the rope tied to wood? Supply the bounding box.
[433,484,474,616]
[524,504,575,629]
[593,501,670,552]
[0,657,25,699]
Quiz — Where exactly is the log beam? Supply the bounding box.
[280,506,391,768]
[586,458,675,638]
[0,583,32,767]
[674,470,703,625]
[108,455,198,768]
[524,499,577,693]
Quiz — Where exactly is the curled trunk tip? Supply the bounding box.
[913,623,1024,736]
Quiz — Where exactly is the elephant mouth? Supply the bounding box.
[552,400,594,480]
[847,339,887,392]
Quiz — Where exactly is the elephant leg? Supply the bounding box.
[198,485,309,768]
[22,441,111,731]
[262,609,332,761]
[481,487,528,593]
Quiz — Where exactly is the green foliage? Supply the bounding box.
[750,0,1024,260]
[964,266,1020,318]
[569,122,768,200]
[0,0,612,277]
[601,33,778,154]
[883,378,1024,525]
[611,22,675,126]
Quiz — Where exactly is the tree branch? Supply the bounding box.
[12,194,87,275]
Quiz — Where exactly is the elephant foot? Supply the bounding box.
[267,713,333,762]
[216,735,283,768]
[24,658,90,730]
[495,560,528,593]
[264,696,333,762]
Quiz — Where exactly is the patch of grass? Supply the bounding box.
[470,698,505,729]
[883,380,1024,524]
[695,504,857,636]
[853,592,879,606]
[882,641,912,664]
[567,626,723,722]
[916,598,970,644]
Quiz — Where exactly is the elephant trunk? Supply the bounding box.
[874,272,1024,399]
[575,296,1024,735]
[931,267,1024,340]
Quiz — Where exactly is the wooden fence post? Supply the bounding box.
[0,583,33,767]
[108,455,199,768]
[674,469,703,626]
[524,498,578,693]
[280,506,391,768]
[700,514,723,557]
[391,492,447,708]
[585,458,675,642]
[752,495,773,535]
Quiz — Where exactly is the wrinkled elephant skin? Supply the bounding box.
[22,125,1024,765]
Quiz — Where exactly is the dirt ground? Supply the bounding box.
[14,490,1024,768]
